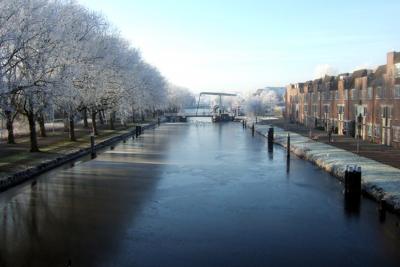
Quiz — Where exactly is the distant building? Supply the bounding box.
[285,51,400,148]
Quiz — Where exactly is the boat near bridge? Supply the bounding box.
[197,91,237,122]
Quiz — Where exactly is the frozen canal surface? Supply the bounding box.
[1,121,400,267]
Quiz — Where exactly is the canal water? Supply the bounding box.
[1,121,400,267]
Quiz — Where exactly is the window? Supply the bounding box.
[395,63,400,78]
[344,90,348,100]
[375,125,381,137]
[395,85,400,98]
[367,87,373,99]
[376,86,383,98]
[323,105,330,114]
[350,89,358,100]
[393,126,400,142]
[367,124,372,137]
[337,105,344,114]
[381,106,392,118]
[335,91,339,99]
[313,93,318,102]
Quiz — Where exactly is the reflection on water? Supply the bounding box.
[286,156,291,173]
[1,122,400,267]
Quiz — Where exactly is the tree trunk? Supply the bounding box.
[91,111,98,136]
[27,113,39,152]
[69,115,76,141]
[83,108,89,128]
[109,112,115,130]
[99,110,104,125]
[141,111,145,122]
[132,108,135,123]
[38,114,46,137]
[63,117,69,132]
[5,111,15,144]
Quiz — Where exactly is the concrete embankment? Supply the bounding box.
[0,122,159,193]
[253,124,400,213]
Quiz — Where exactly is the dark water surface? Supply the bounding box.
[1,121,400,267]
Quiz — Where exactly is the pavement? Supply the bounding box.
[261,118,400,169]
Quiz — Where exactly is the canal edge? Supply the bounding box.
[251,123,400,215]
[0,122,160,193]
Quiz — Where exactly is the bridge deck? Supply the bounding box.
[164,113,213,118]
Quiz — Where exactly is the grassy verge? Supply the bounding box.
[0,124,136,178]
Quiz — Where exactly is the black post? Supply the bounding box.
[251,123,255,136]
[242,120,245,129]
[136,126,140,137]
[90,135,96,158]
[268,127,274,143]
[158,117,161,126]
[287,133,290,157]
[344,165,361,196]
[268,127,274,151]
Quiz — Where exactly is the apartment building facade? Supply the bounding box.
[285,51,400,148]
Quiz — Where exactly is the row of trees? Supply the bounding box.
[243,89,282,116]
[0,0,171,152]
[166,85,196,113]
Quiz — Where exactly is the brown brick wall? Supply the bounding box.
[285,51,400,147]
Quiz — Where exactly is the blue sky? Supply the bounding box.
[78,0,400,92]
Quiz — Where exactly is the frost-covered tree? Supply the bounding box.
[167,84,195,113]
[0,0,169,151]
[128,62,167,121]
[244,89,279,116]
[0,0,30,144]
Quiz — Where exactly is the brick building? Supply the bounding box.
[285,51,400,148]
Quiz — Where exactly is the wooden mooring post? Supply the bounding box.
[135,126,141,137]
[344,165,362,196]
[268,127,274,143]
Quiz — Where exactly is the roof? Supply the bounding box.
[371,65,387,87]
[394,52,400,64]
[374,65,387,77]
[312,78,322,91]
[305,80,313,93]
[350,69,369,88]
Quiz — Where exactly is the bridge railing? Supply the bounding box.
[164,112,213,117]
